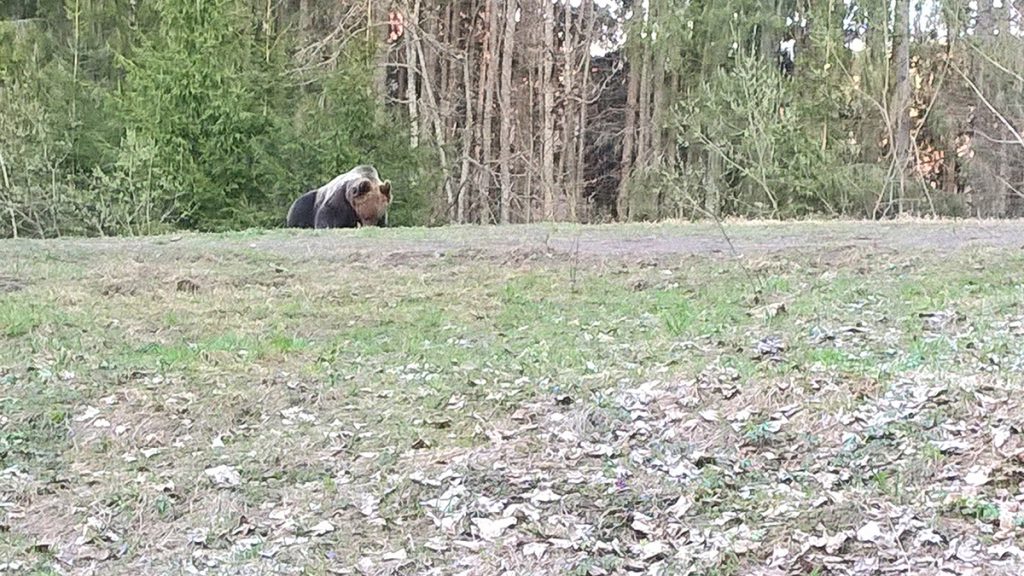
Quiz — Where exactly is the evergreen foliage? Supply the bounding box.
[0,0,433,236]
[1,0,1021,234]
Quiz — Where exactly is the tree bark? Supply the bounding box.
[890,0,912,213]
[651,56,667,216]
[299,0,312,43]
[970,0,1009,217]
[541,0,556,220]
[573,0,594,222]
[410,17,454,219]
[525,64,537,222]
[498,0,517,223]
[425,0,443,146]
[560,0,575,221]
[458,52,473,223]
[636,39,652,178]
[368,0,388,98]
[617,56,639,220]
[478,0,500,223]
[704,145,721,217]
[404,0,420,148]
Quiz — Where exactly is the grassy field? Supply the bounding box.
[2,220,1024,575]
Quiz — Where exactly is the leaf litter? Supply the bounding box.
[6,231,1024,575]
[371,364,1024,575]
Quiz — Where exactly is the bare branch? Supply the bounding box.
[953,63,1024,149]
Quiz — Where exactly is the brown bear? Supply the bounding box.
[286,165,392,228]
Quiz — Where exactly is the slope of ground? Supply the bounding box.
[1,220,1024,575]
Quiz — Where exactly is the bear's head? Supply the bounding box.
[346,178,392,226]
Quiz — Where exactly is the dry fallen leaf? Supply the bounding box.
[358,494,380,518]
[381,549,407,562]
[523,542,548,558]
[668,461,698,478]
[472,516,517,540]
[308,520,335,536]
[631,513,656,535]
[825,532,849,554]
[993,427,1011,449]
[964,469,990,486]
[914,529,943,547]
[988,543,1024,560]
[639,541,669,561]
[728,407,753,424]
[548,538,574,549]
[667,496,693,519]
[699,409,720,422]
[424,538,448,552]
[356,557,374,574]
[856,521,883,543]
[204,465,241,488]
[526,488,562,504]
[75,406,100,422]
[476,496,505,515]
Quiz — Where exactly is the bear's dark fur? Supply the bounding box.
[286,165,392,229]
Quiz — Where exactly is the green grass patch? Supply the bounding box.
[2,225,1024,574]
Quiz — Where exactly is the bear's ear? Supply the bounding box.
[380,180,392,201]
[348,179,373,199]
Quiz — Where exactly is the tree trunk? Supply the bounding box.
[890,0,912,213]
[617,56,639,220]
[560,0,575,221]
[479,0,500,223]
[636,39,652,176]
[498,0,517,224]
[458,52,473,223]
[526,64,537,223]
[970,0,1009,217]
[704,146,721,217]
[410,16,454,219]
[651,56,668,216]
[404,0,420,148]
[299,0,312,43]
[426,0,443,146]
[573,0,594,222]
[368,0,388,98]
[541,0,556,220]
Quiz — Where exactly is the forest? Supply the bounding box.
[1,0,1022,236]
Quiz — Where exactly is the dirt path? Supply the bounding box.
[5,219,1023,265]
[249,219,1024,264]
